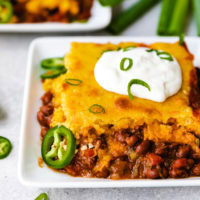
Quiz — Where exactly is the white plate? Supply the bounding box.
[0,1,111,32]
[19,36,200,188]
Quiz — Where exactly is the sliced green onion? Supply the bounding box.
[108,0,160,34]
[193,0,200,36]
[157,0,176,35]
[35,193,48,200]
[146,49,156,53]
[98,0,123,7]
[89,104,105,114]
[120,57,133,71]
[123,46,137,52]
[179,33,185,45]
[146,49,173,61]
[156,51,173,61]
[128,79,151,100]
[102,49,113,54]
[65,79,82,86]
[167,0,189,35]
[117,47,122,51]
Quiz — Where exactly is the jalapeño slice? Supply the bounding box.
[41,57,65,70]
[41,126,76,169]
[35,193,48,200]
[0,1,13,23]
[0,136,12,159]
[40,68,66,79]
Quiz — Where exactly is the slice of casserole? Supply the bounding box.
[39,41,200,179]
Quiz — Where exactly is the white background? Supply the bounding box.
[0,0,199,199]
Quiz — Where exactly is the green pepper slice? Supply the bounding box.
[0,136,12,159]
[35,193,48,200]
[40,68,66,79]
[42,126,76,169]
[0,1,13,24]
[41,57,65,70]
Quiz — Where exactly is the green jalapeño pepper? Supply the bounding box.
[41,57,65,70]
[0,136,12,159]
[0,1,13,23]
[35,193,48,200]
[40,68,66,79]
[42,126,76,169]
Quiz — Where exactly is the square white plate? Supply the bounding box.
[0,1,111,32]
[19,36,200,188]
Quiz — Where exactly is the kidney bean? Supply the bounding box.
[192,164,200,176]
[169,168,188,178]
[41,91,53,105]
[144,168,160,179]
[40,105,53,116]
[161,167,169,178]
[110,158,127,178]
[46,115,52,126]
[172,158,194,170]
[136,140,150,154]
[95,167,109,178]
[154,143,167,156]
[192,153,200,160]
[147,153,163,167]
[187,159,195,168]
[115,131,126,143]
[37,111,48,127]
[40,127,48,137]
[176,145,191,158]
[126,135,138,146]
[172,158,187,169]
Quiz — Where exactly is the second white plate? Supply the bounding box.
[0,1,111,32]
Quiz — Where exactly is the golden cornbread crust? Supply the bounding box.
[38,41,200,179]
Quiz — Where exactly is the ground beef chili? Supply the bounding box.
[37,92,200,179]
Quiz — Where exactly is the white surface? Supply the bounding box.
[94,47,182,102]
[1,0,200,199]
[0,1,111,32]
[19,36,200,188]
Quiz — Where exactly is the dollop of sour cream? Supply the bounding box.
[94,47,182,102]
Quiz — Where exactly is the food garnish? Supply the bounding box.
[128,79,151,100]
